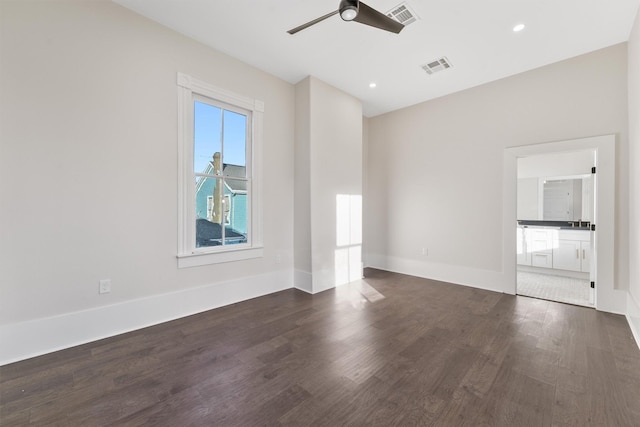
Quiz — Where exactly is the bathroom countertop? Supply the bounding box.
[517,220,591,230]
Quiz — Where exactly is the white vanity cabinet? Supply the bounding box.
[529,228,554,268]
[517,227,554,268]
[552,230,591,273]
[580,240,590,273]
[516,227,531,265]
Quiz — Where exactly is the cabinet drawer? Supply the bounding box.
[558,230,590,242]
[531,252,553,268]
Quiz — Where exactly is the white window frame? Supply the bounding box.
[177,72,263,268]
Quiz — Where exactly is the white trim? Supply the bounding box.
[177,77,191,255]
[177,247,263,268]
[311,273,340,294]
[177,72,263,266]
[504,135,625,314]
[294,269,313,294]
[177,73,256,112]
[627,291,640,350]
[0,269,291,366]
[367,253,507,294]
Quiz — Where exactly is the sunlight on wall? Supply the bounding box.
[335,194,362,286]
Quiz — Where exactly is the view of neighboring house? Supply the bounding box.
[195,161,247,246]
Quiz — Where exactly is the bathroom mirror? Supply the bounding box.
[517,175,593,221]
[543,178,582,220]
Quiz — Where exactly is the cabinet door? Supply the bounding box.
[517,228,531,265]
[581,241,591,273]
[553,240,581,272]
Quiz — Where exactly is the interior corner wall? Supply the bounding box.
[627,7,640,347]
[362,116,371,267]
[294,76,363,294]
[293,77,313,292]
[0,1,295,364]
[365,43,629,301]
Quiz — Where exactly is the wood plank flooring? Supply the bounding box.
[2,268,640,426]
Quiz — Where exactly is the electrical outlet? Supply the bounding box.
[99,279,111,294]
[275,252,282,264]
[421,248,429,256]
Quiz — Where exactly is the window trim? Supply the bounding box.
[176,72,263,268]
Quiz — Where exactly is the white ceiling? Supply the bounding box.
[114,0,640,117]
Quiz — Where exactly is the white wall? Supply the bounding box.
[293,78,313,290]
[517,178,539,219]
[628,7,640,346]
[294,77,363,293]
[517,150,594,178]
[365,44,629,302]
[0,1,295,363]
[363,117,372,267]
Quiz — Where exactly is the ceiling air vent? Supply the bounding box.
[421,57,453,75]
[386,2,418,26]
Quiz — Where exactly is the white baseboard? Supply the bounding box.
[368,254,629,315]
[0,270,293,366]
[294,269,313,294]
[293,268,337,294]
[627,291,640,350]
[367,253,509,294]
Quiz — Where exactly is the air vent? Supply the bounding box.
[386,2,418,26]
[421,57,453,75]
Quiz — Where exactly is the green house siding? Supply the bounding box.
[229,193,247,234]
[195,176,247,234]
[196,176,216,219]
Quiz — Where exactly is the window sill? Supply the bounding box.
[177,246,263,268]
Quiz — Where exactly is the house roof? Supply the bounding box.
[223,164,247,193]
[196,218,245,245]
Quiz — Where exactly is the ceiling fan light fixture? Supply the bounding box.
[341,8,357,20]
[339,0,359,21]
[288,0,403,35]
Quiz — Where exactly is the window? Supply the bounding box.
[177,73,263,268]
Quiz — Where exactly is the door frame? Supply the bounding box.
[502,134,625,313]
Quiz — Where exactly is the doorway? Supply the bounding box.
[503,134,619,313]
[515,150,595,307]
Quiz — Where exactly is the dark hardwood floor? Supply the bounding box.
[2,268,640,426]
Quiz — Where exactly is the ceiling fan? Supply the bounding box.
[287,0,404,35]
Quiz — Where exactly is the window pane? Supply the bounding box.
[223,178,248,245]
[194,101,222,175]
[223,110,246,175]
[195,177,224,247]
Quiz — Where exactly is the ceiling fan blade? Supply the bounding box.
[353,1,404,34]
[288,10,339,34]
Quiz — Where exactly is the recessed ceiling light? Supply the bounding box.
[369,82,377,88]
[513,23,525,32]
